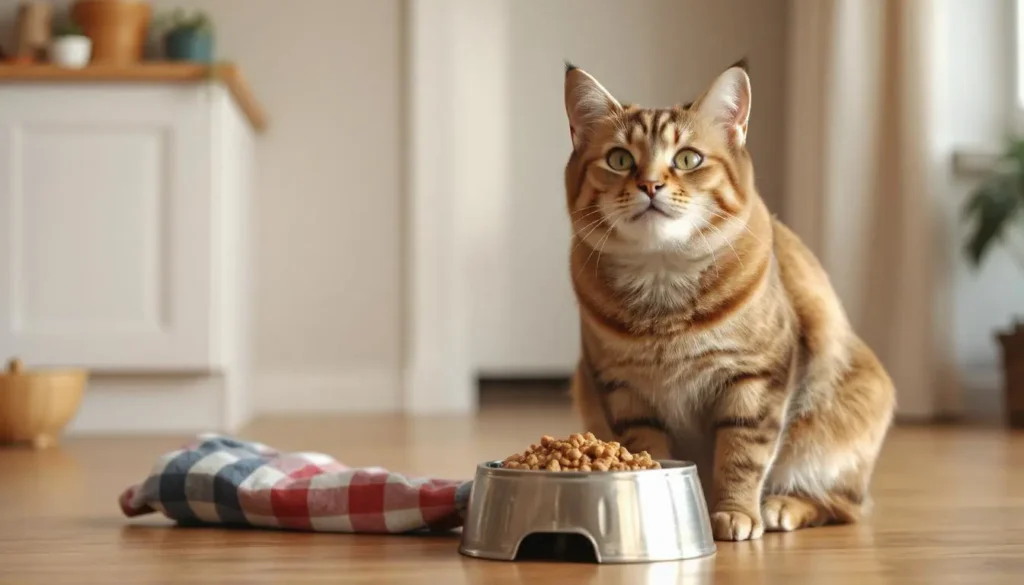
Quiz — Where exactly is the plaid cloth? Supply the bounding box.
[119,434,473,533]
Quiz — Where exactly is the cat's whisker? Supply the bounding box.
[571,218,610,256]
[705,208,768,249]
[581,217,618,276]
[693,219,721,277]
[571,206,604,220]
[572,217,606,241]
[570,205,633,255]
[594,215,624,275]
[697,216,745,269]
[577,210,626,279]
[573,202,632,222]
[569,212,606,230]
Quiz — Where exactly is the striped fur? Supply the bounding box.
[562,64,896,541]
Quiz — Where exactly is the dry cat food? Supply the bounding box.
[501,432,661,471]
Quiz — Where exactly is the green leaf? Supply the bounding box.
[961,134,1024,269]
[962,175,1021,266]
[151,7,214,35]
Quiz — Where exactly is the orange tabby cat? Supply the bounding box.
[563,60,896,541]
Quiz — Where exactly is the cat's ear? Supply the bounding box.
[693,64,751,146]
[564,63,621,149]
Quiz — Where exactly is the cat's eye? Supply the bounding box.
[673,148,704,170]
[605,148,635,171]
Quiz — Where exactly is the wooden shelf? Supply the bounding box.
[0,62,267,133]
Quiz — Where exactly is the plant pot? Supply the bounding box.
[997,320,1024,428]
[164,28,213,62]
[70,0,151,65]
[49,35,92,68]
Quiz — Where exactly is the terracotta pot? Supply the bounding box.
[0,358,87,449]
[71,0,152,65]
[997,320,1024,428]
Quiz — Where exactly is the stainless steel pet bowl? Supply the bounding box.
[458,460,716,564]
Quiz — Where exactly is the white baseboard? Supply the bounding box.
[62,368,402,436]
[254,369,402,415]
[67,374,230,435]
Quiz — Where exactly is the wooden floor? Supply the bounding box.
[2,399,1024,584]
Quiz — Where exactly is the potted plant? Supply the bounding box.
[49,19,91,68]
[962,136,1024,428]
[156,8,214,63]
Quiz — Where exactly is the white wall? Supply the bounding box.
[0,0,792,416]
[6,0,1008,422]
[161,0,404,412]
[935,0,1024,420]
[471,0,789,376]
[0,0,406,414]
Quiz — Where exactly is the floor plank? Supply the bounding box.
[1,403,1023,584]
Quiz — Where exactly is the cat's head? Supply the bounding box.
[563,61,756,257]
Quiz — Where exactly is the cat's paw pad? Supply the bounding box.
[711,510,764,541]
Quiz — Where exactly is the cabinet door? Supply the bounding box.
[0,85,215,371]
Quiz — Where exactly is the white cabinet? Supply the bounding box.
[0,67,262,432]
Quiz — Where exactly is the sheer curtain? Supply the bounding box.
[784,0,953,419]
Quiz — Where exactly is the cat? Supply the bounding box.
[562,60,896,541]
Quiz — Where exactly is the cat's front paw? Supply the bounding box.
[711,509,764,541]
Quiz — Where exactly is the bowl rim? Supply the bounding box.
[2,358,88,380]
[475,459,697,478]
[0,368,89,381]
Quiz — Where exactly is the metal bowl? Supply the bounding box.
[458,460,716,564]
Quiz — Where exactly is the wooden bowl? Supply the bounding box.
[0,358,87,448]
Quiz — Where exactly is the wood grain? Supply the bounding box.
[1,402,1022,584]
[0,62,267,132]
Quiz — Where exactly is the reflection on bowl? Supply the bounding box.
[459,459,716,564]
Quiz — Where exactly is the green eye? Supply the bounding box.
[673,148,704,170]
[605,148,635,171]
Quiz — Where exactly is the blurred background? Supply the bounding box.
[0,0,1021,437]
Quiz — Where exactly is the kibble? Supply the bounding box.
[501,432,661,471]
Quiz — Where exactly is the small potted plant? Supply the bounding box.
[48,19,91,68]
[157,8,214,63]
[962,136,1024,428]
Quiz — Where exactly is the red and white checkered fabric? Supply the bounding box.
[119,434,471,533]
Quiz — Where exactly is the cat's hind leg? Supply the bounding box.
[760,420,882,532]
[760,336,894,532]
[760,483,865,532]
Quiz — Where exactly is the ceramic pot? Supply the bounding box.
[49,35,93,68]
[998,321,1024,428]
[165,28,213,62]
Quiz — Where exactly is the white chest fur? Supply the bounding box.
[608,251,713,313]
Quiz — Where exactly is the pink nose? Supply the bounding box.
[637,181,665,198]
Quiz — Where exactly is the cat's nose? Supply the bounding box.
[637,181,665,198]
